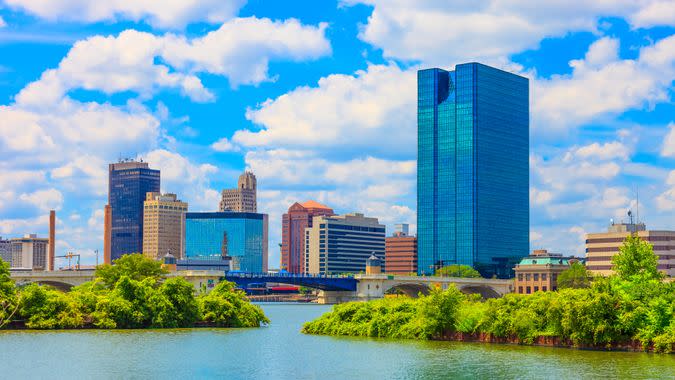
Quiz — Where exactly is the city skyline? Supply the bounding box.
[1,2,675,268]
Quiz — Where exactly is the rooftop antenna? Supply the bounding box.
[628,209,633,226]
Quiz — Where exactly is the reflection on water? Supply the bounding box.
[0,303,673,379]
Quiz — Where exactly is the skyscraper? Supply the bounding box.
[417,63,529,278]
[281,200,334,273]
[219,171,257,212]
[108,159,160,261]
[142,192,188,260]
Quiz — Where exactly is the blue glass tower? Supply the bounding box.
[184,212,268,273]
[417,63,529,278]
[108,160,160,261]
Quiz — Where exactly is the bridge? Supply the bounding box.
[10,270,513,303]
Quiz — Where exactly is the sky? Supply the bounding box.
[0,0,674,268]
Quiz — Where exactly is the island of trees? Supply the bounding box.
[303,235,675,353]
[0,254,268,329]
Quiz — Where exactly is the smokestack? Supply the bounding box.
[104,205,112,265]
[48,210,55,271]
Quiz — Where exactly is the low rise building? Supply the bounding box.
[304,213,385,275]
[142,192,188,260]
[514,249,575,294]
[10,234,49,270]
[385,224,417,275]
[585,223,675,277]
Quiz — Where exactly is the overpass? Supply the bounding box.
[10,270,513,303]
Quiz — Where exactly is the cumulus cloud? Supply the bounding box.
[656,171,675,210]
[342,0,674,65]
[211,137,239,152]
[662,122,675,157]
[18,188,64,212]
[236,64,416,156]
[534,35,675,134]
[0,16,6,27]
[4,0,247,28]
[17,19,331,105]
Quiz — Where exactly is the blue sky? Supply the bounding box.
[0,0,674,267]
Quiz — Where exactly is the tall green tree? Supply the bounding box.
[0,258,18,328]
[95,254,168,287]
[435,265,481,278]
[612,235,663,280]
[557,262,592,289]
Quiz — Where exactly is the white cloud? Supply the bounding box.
[343,1,674,65]
[4,0,247,28]
[662,122,675,157]
[211,137,239,152]
[534,35,675,134]
[0,16,6,28]
[17,19,330,105]
[235,64,415,154]
[565,141,630,161]
[656,170,675,210]
[18,188,64,212]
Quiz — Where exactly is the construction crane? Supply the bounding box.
[55,252,81,271]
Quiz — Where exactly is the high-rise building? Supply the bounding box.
[10,234,48,270]
[305,213,385,275]
[184,212,268,273]
[585,222,675,277]
[142,192,188,260]
[107,159,160,261]
[219,171,257,212]
[385,224,418,275]
[281,200,335,273]
[417,63,529,278]
[0,237,11,266]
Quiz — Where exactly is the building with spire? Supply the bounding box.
[219,171,257,213]
[281,200,334,273]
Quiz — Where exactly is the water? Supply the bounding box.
[0,303,673,379]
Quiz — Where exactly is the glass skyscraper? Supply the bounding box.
[108,160,160,261]
[417,63,529,278]
[184,212,268,273]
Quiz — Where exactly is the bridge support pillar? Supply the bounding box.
[317,291,360,304]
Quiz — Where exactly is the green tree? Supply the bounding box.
[557,262,592,289]
[435,265,481,278]
[0,258,18,328]
[198,281,269,327]
[95,254,168,287]
[612,235,663,281]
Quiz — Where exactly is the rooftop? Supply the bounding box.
[301,200,332,210]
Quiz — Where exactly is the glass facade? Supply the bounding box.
[417,63,529,278]
[109,162,160,261]
[184,212,268,273]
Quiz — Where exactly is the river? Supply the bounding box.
[0,303,673,379]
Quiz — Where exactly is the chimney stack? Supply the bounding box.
[48,210,55,271]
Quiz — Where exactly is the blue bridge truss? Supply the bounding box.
[223,272,358,291]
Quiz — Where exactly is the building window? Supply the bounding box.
[533,273,539,281]
[518,274,523,281]
[526,286,531,294]
[542,286,547,292]
[518,286,523,294]
[525,274,531,281]
[541,273,547,281]
[534,286,539,292]
[552,286,557,291]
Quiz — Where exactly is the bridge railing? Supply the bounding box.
[224,272,356,280]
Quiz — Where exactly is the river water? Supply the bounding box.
[0,303,673,379]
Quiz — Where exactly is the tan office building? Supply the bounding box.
[10,234,49,270]
[220,171,257,212]
[585,223,675,277]
[514,249,574,294]
[143,192,188,260]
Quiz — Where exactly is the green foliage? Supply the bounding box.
[557,262,592,289]
[304,240,674,353]
[0,258,18,327]
[198,281,269,327]
[613,235,663,281]
[1,254,268,330]
[434,265,481,278]
[95,254,168,288]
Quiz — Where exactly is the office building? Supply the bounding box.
[103,205,112,264]
[219,171,257,212]
[417,63,529,278]
[281,200,335,273]
[0,237,11,266]
[143,192,188,260]
[514,250,575,294]
[184,212,268,273]
[305,213,385,275]
[385,224,418,275]
[10,234,49,270]
[585,222,675,277]
[108,159,160,261]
